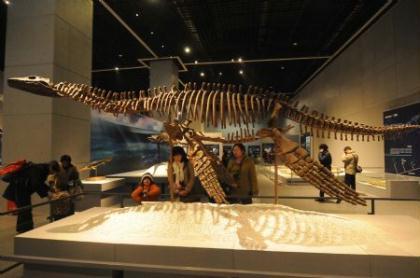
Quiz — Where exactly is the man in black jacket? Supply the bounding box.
[317,144,332,202]
[2,162,50,233]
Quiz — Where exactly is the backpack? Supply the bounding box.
[0,160,27,176]
[352,154,362,173]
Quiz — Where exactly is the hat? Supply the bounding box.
[140,173,154,184]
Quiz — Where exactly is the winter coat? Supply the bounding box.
[318,151,332,170]
[131,183,161,202]
[227,156,259,197]
[342,151,359,175]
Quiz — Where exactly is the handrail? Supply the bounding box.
[0,193,84,216]
[0,262,22,275]
[1,191,419,216]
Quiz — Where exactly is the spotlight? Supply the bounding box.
[150,31,154,35]
[4,0,10,4]
[194,60,198,64]
[114,67,119,71]
[135,13,139,17]
[239,70,244,75]
[184,46,191,54]
[293,42,298,46]
[238,57,243,63]
[200,72,205,77]
[118,54,123,58]
[161,44,165,48]
[231,59,234,62]
[281,66,285,70]
[219,72,223,76]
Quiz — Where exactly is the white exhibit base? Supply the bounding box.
[107,162,168,183]
[14,202,420,277]
[357,173,420,198]
[76,178,126,211]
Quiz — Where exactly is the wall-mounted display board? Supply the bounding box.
[262,143,275,164]
[223,145,233,156]
[205,144,220,156]
[384,103,420,177]
[248,145,261,158]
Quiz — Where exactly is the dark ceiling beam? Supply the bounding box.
[92,55,329,72]
[184,56,329,66]
[171,0,208,59]
[293,0,396,96]
[97,0,186,86]
[98,0,158,58]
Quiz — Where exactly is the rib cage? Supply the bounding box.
[48,81,419,140]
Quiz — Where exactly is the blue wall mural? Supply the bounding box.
[91,111,170,175]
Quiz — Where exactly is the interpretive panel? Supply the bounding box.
[384,103,420,176]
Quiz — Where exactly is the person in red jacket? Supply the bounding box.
[131,174,161,203]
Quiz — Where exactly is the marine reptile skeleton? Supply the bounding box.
[8,76,420,205]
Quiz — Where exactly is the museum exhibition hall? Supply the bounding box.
[0,0,420,277]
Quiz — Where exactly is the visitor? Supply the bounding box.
[47,160,73,221]
[60,155,80,185]
[131,174,161,203]
[317,143,332,202]
[167,146,201,202]
[226,143,258,204]
[337,146,359,203]
[60,154,83,199]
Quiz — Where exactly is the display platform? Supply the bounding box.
[258,165,345,184]
[76,178,126,211]
[358,172,420,198]
[107,162,168,184]
[14,202,420,277]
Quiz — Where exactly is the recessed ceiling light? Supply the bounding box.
[194,60,198,64]
[200,72,205,77]
[281,66,285,70]
[4,0,10,4]
[238,57,243,63]
[118,54,123,58]
[219,72,223,76]
[161,44,165,48]
[114,67,119,71]
[239,70,244,75]
[150,31,154,35]
[184,46,191,54]
[135,13,139,17]
[293,42,298,46]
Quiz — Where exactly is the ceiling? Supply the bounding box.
[1,0,392,95]
[92,0,391,94]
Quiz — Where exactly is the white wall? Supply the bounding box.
[293,0,420,168]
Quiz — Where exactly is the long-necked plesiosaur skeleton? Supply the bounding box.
[8,76,420,205]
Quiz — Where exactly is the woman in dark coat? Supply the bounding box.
[317,143,332,202]
[226,143,259,204]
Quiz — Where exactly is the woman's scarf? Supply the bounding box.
[172,161,184,184]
